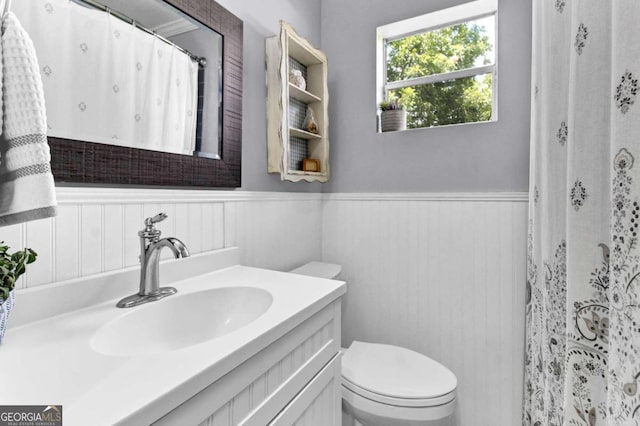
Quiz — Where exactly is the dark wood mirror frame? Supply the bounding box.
[49,0,243,187]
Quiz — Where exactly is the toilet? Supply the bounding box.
[290,262,458,426]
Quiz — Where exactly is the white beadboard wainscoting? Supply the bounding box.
[1,188,323,289]
[322,193,528,426]
[3,188,528,425]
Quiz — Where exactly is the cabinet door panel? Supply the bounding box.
[269,355,341,426]
[153,301,341,426]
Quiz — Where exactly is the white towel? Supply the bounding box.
[0,11,56,226]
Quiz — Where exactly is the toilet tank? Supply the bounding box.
[289,261,342,280]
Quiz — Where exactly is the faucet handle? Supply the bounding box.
[140,212,167,240]
[145,212,168,226]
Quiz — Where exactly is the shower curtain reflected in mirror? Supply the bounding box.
[13,0,198,155]
[524,1,640,425]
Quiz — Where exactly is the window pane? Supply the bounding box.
[386,16,495,83]
[388,73,493,128]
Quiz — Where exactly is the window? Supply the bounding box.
[377,0,497,130]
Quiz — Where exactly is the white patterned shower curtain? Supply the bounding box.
[524,1,640,425]
[12,0,198,155]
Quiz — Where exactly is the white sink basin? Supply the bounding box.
[91,287,273,356]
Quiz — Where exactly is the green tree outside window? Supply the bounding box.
[386,20,494,128]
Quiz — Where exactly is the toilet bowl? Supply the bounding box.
[341,341,456,426]
[290,262,457,426]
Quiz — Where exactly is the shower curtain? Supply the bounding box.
[12,0,198,156]
[524,1,640,425]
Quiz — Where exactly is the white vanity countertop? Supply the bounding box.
[0,251,345,425]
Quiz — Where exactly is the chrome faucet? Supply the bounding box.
[117,213,190,308]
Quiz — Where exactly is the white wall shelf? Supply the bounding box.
[288,83,322,103]
[266,21,330,183]
[288,170,324,176]
[289,127,323,140]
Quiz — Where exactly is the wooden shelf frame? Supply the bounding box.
[266,21,330,183]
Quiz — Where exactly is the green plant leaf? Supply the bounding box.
[0,244,38,293]
[3,276,14,292]
[0,286,8,301]
[27,249,37,264]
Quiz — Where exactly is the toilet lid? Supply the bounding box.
[289,261,342,279]
[342,341,457,402]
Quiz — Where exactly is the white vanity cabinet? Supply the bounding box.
[0,249,345,426]
[152,300,342,426]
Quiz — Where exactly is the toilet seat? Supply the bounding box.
[342,341,457,408]
[343,377,456,408]
[342,386,456,423]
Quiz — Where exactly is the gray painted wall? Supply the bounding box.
[321,0,532,192]
[216,0,325,192]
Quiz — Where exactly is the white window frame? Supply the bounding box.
[376,0,499,125]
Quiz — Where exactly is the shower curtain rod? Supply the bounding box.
[71,0,207,67]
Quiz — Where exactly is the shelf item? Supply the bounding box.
[289,69,306,90]
[302,158,321,172]
[266,21,329,183]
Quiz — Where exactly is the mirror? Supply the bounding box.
[15,0,242,187]
[101,0,224,158]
